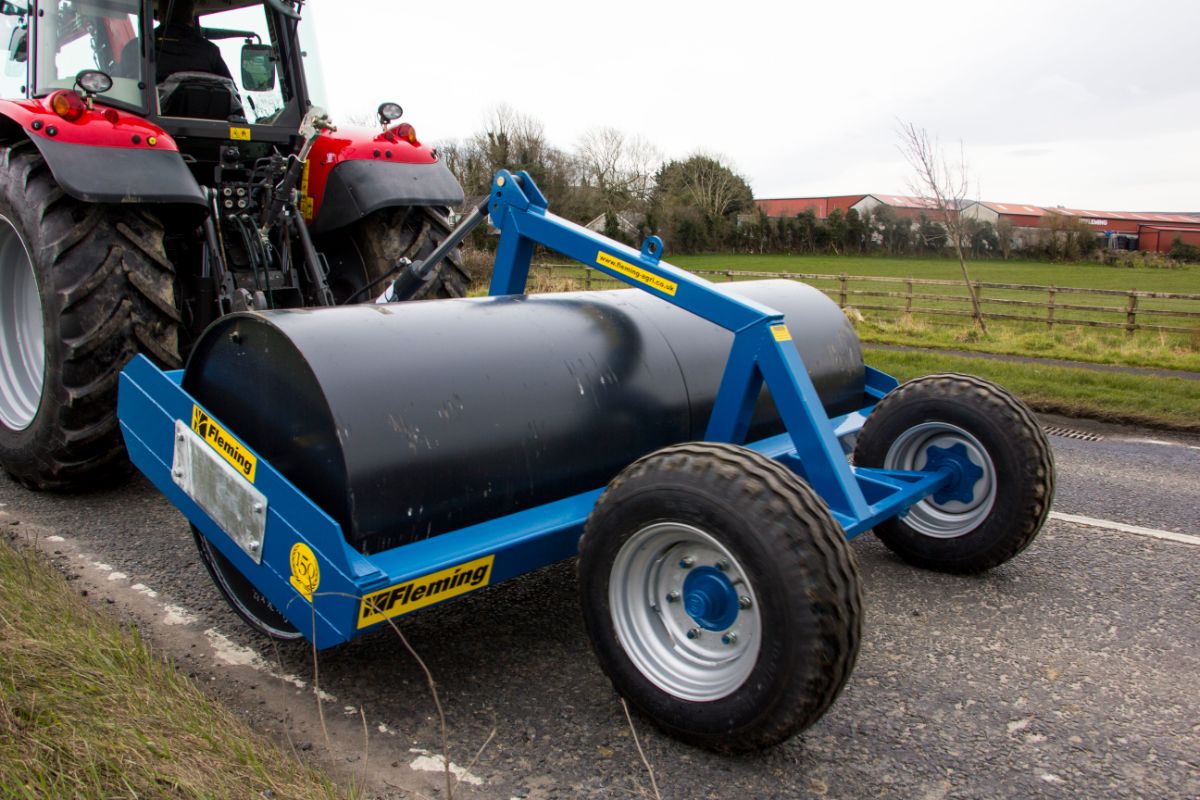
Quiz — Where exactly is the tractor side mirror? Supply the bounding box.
[7,24,25,63]
[240,43,275,92]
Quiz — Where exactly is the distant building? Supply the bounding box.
[755,192,1200,252]
[754,195,865,220]
[584,211,646,239]
[961,202,1200,251]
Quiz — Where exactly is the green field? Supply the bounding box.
[530,253,1200,373]
[668,253,1200,294]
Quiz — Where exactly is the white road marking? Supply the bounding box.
[163,604,197,626]
[1120,437,1200,451]
[202,627,336,702]
[1049,512,1200,546]
[408,750,484,786]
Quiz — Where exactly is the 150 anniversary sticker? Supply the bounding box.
[358,555,494,628]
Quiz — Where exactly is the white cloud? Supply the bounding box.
[304,0,1200,209]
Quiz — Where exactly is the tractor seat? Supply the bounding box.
[158,71,244,120]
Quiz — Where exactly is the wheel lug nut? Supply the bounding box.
[715,559,730,571]
[738,596,752,610]
[679,556,694,569]
[722,632,738,645]
[666,590,680,603]
[686,627,700,640]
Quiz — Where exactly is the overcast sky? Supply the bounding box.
[305,0,1199,211]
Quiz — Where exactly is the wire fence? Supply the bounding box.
[528,264,1200,336]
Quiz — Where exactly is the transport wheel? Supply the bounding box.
[578,442,862,753]
[853,373,1054,573]
[0,143,179,491]
[319,205,470,303]
[192,525,302,641]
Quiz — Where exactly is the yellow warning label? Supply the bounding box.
[596,251,677,296]
[229,126,251,141]
[191,406,257,482]
[357,555,495,629]
[300,161,314,220]
[289,543,320,603]
[771,324,793,342]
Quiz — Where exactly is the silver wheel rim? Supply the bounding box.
[0,214,44,431]
[884,422,997,538]
[609,522,761,701]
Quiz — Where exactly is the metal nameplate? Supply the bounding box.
[171,419,267,563]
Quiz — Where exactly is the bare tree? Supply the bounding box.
[576,127,662,214]
[899,121,987,333]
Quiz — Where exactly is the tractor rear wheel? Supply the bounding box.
[319,205,470,303]
[0,143,180,491]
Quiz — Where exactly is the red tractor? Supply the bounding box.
[0,0,468,491]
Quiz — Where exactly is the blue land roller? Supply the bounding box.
[119,171,1054,752]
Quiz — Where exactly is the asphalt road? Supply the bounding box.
[2,414,1197,799]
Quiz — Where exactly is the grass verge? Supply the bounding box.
[852,316,1200,373]
[864,348,1200,432]
[0,534,347,800]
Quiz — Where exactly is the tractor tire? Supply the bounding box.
[319,205,470,303]
[578,442,862,753]
[0,142,179,491]
[853,373,1055,573]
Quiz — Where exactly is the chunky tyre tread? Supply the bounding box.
[0,143,179,490]
[855,373,1054,573]
[321,205,470,302]
[580,442,862,753]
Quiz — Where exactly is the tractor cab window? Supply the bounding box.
[34,0,145,109]
[194,4,286,124]
[0,2,28,98]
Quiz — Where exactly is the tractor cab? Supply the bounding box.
[2,0,321,158]
[0,0,468,495]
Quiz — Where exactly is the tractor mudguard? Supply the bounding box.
[0,99,206,206]
[301,123,464,233]
[33,135,206,205]
[308,159,464,234]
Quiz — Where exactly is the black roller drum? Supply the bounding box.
[183,280,865,553]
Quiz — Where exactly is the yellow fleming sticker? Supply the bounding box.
[190,406,257,482]
[229,126,251,141]
[596,251,677,296]
[357,555,495,629]
[289,543,320,603]
[771,324,793,342]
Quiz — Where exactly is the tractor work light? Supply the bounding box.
[48,90,85,122]
[75,70,113,95]
[377,102,403,125]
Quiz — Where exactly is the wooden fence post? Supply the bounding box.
[726,271,735,282]
[1047,285,1056,330]
[839,273,848,308]
[585,266,592,291]
[1125,289,1138,336]
[905,278,913,314]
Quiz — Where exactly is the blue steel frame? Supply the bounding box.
[117,170,951,650]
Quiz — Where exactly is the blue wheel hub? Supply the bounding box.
[924,442,984,505]
[681,566,740,631]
